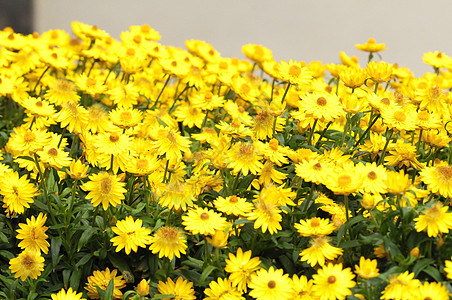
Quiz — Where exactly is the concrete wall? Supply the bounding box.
[34,0,452,76]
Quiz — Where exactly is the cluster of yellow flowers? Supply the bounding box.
[1,22,452,299]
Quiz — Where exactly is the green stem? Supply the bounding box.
[340,114,350,147]
[270,79,276,102]
[416,129,423,154]
[307,119,318,145]
[34,153,57,225]
[314,121,333,148]
[281,82,291,103]
[152,75,171,109]
[353,114,380,149]
[377,129,393,165]
[57,127,67,148]
[162,159,170,183]
[374,82,379,94]
[32,66,50,94]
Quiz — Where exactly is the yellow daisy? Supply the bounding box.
[16,212,49,254]
[182,206,228,235]
[110,216,151,254]
[248,266,293,300]
[299,236,343,267]
[81,172,127,210]
[149,226,187,260]
[9,249,45,281]
[414,202,452,237]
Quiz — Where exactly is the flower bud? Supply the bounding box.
[136,279,150,296]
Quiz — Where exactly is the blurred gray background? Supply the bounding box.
[3,0,452,76]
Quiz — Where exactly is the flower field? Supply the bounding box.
[1,22,452,299]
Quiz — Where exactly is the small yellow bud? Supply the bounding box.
[438,236,445,249]
[136,279,150,296]
[410,247,420,258]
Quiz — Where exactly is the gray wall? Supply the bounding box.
[34,0,452,76]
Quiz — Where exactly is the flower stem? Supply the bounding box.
[377,129,393,165]
[32,66,50,94]
[307,119,318,145]
[152,75,171,109]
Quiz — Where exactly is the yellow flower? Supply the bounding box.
[380,271,421,300]
[67,159,89,180]
[149,226,187,260]
[242,44,273,64]
[204,277,244,300]
[252,108,284,140]
[51,288,86,300]
[247,197,282,235]
[420,164,452,198]
[414,202,452,237]
[182,206,228,235]
[109,106,143,129]
[299,91,344,122]
[354,256,379,279]
[45,78,81,106]
[85,268,126,299]
[110,216,151,254]
[290,274,316,300]
[226,142,263,176]
[37,145,72,170]
[295,217,336,237]
[248,267,293,300]
[225,248,262,293]
[355,38,386,53]
[81,172,127,210]
[75,73,107,97]
[366,61,393,83]
[158,179,195,211]
[152,127,191,162]
[358,162,388,194]
[190,90,225,111]
[423,51,452,69]
[380,105,417,132]
[419,281,450,300]
[136,279,150,297]
[338,66,367,89]
[312,263,356,300]
[299,236,343,267]
[9,249,45,281]
[0,171,39,216]
[325,164,363,196]
[214,195,254,217]
[55,101,89,134]
[278,59,313,86]
[444,258,452,280]
[339,51,360,68]
[157,277,196,300]
[385,170,411,195]
[16,212,49,254]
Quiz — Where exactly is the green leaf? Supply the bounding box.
[77,227,97,251]
[108,253,132,276]
[70,268,82,291]
[422,266,443,282]
[0,250,14,260]
[75,253,93,268]
[0,231,8,243]
[104,278,114,300]
[234,218,252,226]
[151,295,174,300]
[51,237,62,267]
[198,265,217,286]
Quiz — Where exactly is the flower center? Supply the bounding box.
[310,218,320,227]
[120,111,132,122]
[241,83,250,94]
[23,131,36,142]
[22,254,35,268]
[316,97,327,106]
[367,171,377,180]
[327,275,336,284]
[289,65,301,77]
[126,48,136,57]
[393,110,406,122]
[109,133,120,142]
[141,24,151,33]
[200,212,209,220]
[437,166,452,179]
[136,159,148,169]
[100,177,112,194]
[229,196,238,203]
[267,280,276,289]
[36,100,43,107]
[239,144,254,156]
[133,35,142,44]
[86,78,97,87]
[418,111,430,121]
[269,139,279,151]
[380,97,390,105]
[51,52,58,60]
[313,163,322,170]
[338,175,351,187]
[47,148,58,157]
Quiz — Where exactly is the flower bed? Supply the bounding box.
[0,22,451,299]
